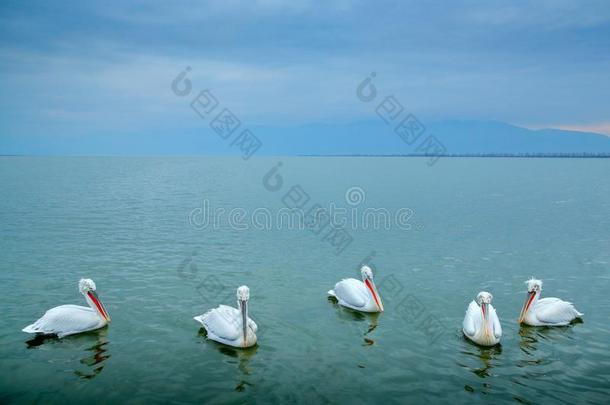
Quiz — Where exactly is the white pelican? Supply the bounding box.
[519,278,583,326]
[463,291,502,346]
[328,265,384,313]
[22,279,110,338]
[194,285,257,348]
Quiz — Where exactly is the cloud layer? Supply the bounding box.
[1,0,609,148]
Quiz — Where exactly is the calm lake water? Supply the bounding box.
[1,156,609,404]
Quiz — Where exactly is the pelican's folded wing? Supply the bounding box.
[248,317,258,333]
[535,299,581,325]
[334,279,367,309]
[462,301,478,337]
[201,306,240,341]
[490,305,502,338]
[535,297,563,308]
[23,305,101,338]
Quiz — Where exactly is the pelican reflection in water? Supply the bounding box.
[196,327,258,392]
[518,322,581,367]
[329,290,379,329]
[463,344,503,379]
[25,328,110,379]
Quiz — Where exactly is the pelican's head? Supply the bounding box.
[360,265,374,280]
[526,278,542,293]
[519,278,542,324]
[476,291,493,325]
[476,291,493,305]
[236,285,250,347]
[237,285,250,302]
[360,265,384,312]
[79,278,110,322]
[79,278,96,294]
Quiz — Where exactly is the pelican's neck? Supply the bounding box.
[362,276,371,298]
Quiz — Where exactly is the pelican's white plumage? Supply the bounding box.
[519,278,583,326]
[328,265,384,313]
[463,292,502,346]
[194,285,257,348]
[22,279,110,338]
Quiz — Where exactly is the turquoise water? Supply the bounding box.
[1,157,609,404]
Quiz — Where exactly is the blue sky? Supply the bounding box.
[1,0,610,154]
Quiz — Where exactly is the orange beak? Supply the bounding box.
[518,291,536,324]
[365,279,384,312]
[240,300,248,347]
[88,291,110,322]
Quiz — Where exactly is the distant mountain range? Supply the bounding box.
[2,120,610,156]
[252,120,610,156]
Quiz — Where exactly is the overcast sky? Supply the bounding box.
[1,0,609,148]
